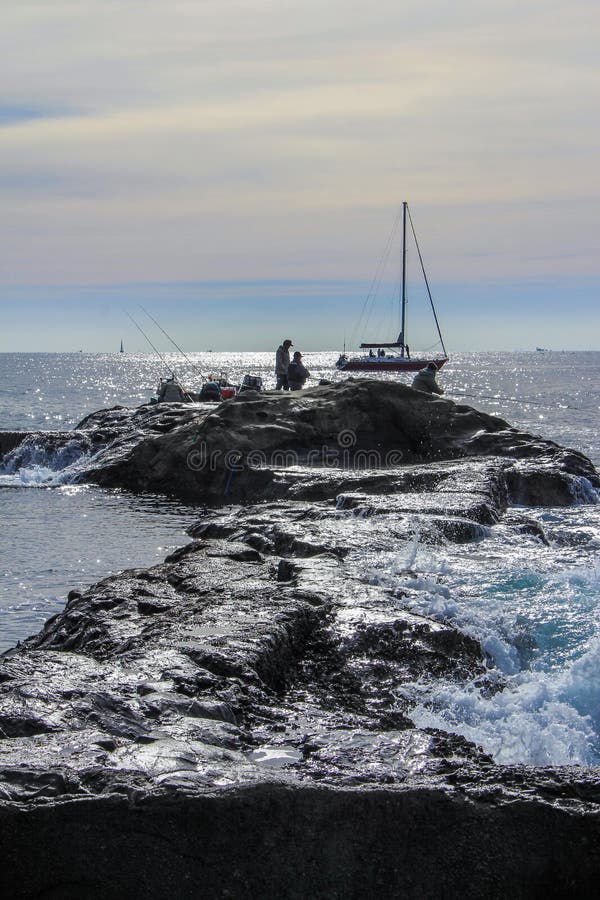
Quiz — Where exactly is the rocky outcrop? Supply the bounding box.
[71,380,598,507]
[1,382,600,897]
[2,491,600,897]
[2,509,600,897]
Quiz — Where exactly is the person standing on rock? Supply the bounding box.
[287,351,311,391]
[412,362,444,395]
[275,339,293,390]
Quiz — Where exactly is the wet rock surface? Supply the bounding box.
[1,382,600,897]
[66,379,599,504]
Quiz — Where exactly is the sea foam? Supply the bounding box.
[0,436,97,487]
[365,522,600,766]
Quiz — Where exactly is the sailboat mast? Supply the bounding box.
[400,200,407,357]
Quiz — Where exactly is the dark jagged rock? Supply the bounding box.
[65,380,598,505]
[1,382,600,897]
[1,525,600,896]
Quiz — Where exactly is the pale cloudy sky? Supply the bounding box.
[1,0,598,351]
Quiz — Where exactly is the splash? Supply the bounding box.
[0,434,99,487]
[365,521,600,765]
[566,474,599,505]
[406,645,599,765]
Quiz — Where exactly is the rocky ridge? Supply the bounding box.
[1,380,599,898]
[73,379,598,506]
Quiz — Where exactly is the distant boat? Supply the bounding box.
[336,202,448,374]
[536,347,546,352]
[120,339,124,353]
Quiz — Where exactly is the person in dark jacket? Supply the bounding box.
[287,351,310,391]
[412,362,444,395]
[275,339,293,390]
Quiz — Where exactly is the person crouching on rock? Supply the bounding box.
[275,339,293,390]
[412,362,444,395]
[288,351,310,391]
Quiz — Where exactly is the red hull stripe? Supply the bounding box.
[339,358,448,373]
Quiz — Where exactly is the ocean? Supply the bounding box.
[1,350,599,767]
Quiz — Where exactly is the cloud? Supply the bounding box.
[0,0,598,294]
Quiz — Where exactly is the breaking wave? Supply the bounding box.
[0,435,99,487]
[366,521,600,766]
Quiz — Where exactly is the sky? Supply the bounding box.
[0,0,599,352]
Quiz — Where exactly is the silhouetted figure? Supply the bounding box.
[275,339,293,390]
[412,362,444,395]
[287,351,310,391]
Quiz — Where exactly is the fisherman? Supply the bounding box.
[157,376,190,403]
[412,362,444,395]
[287,351,310,391]
[275,339,293,390]
[199,376,222,402]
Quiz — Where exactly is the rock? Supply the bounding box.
[2,486,600,895]
[1,382,600,896]
[61,381,597,504]
[0,528,600,898]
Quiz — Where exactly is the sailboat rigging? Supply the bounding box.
[336,202,448,373]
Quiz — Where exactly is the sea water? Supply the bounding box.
[1,350,599,766]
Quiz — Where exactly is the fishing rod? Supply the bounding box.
[124,310,177,377]
[124,310,195,402]
[139,305,206,381]
[451,391,586,411]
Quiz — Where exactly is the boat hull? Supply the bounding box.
[337,357,448,373]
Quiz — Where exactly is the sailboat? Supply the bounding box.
[336,202,448,373]
[119,339,124,353]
